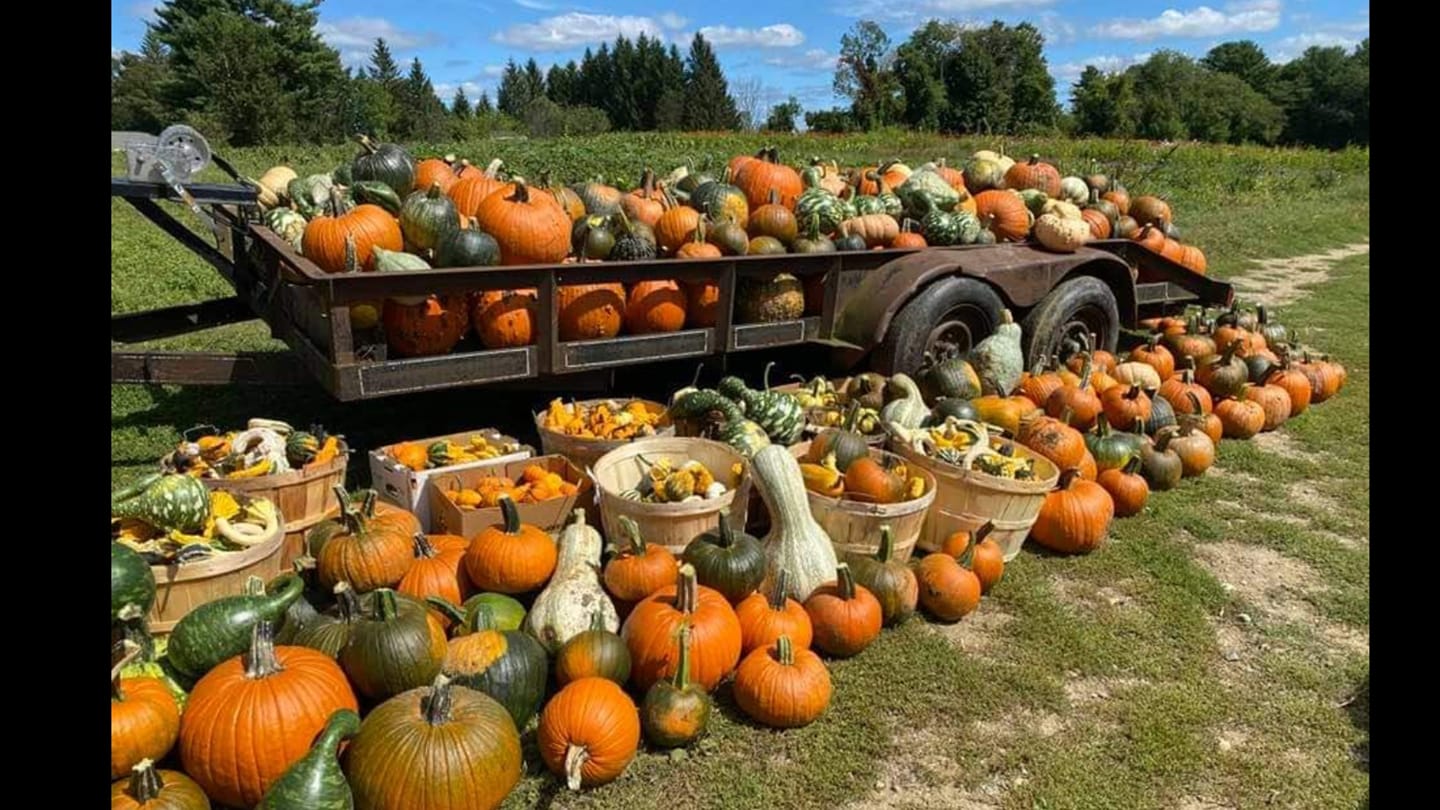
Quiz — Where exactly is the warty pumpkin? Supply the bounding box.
[345,674,522,810]
[803,563,883,658]
[471,288,537,348]
[179,623,358,808]
[475,180,571,265]
[341,588,448,702]
[112,760,210,810]
[383,294,470,358]
[538,677,642,790]
[844,525,919,626]
[558,282,625,341]
[734,568,814,654]
[625,280,688,334]
[732,635,832,728]
[640,624,713,748]
[622,563,743,692]
[1029,469,1115,554]
[111,641,181,781]
[603,514,679,603]
[314,486,415,592]
[464,496,558,594]
[555,611,632,687]
[301,202,402,274]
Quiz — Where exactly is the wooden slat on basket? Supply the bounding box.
[146,508,287,633]
[200,450,347,568]
[534,399,675,473]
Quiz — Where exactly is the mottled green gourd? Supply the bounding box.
[165,574,304,681]
[263,207,307,250]
[794,185,845,235]
[256,709,360,810]
[896,165,961,220]
[970,309,1024,396]
[715,362,805,444]
[112,542,157,621]
[350,180,402,216]
[288,174,337,219]
[668,389,772,457]
[112,473,211,534]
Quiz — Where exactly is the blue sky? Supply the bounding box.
[112,1,1369,114]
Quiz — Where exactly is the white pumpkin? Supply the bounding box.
[971,309,1025,396]
[1033,213,1091,254]
[1114,360,1162,390]
[1059,176,1089,205]
[524,509,618,654]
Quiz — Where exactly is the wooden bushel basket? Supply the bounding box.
[535,399,676,474]
[788,442,935,562]
[592,437,752,555]
[200,450,348,568]
[890,437,1059,562]
[146,507,287,633]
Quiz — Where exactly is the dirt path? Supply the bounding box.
[1227,242,1369,307]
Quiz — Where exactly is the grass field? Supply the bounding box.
[112,132,1369,809]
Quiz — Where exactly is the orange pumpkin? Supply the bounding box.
[398,533,472,628]
[1103,188,1131,215]
[1177,243,1207,274]
[602,515,679,603]
[802,563,883,658]
[1130,335,1176,382]
[1132,223,1167,253]
[1017,411,1088,469]
[470,288,537,348]
[414,156,458,194]
[1029,469,1115,554]
[1243,383,1291,431]
[732,635,831,728]
[655,203,702,255]
[974,190,1031,242]
[474,180,571,265]
[178,623,359,808]
[734,147,803,209]
[446,159,507,218]
[1129,195,1173,227]
[1081,207,1112,239]
[621,564,742,693]
[462,496,557,594]
[915,552,980,621]
[111,642,180,780]
[1158,361,1214,415]
[382,294,470,357]
[683,280,721,327]
[621,168,666,226]
[315,486,416,592]
[1004,154,1062,197]
[677,219,723,259]
[538,677,641,790]
[625,280,688,334]
[301,203,403,274]
[558,283,625,340]
[734,569,813,655]
[1265,361,1313,416]
[1097,457,1148,517]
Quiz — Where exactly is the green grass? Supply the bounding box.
[111,133,1368,809]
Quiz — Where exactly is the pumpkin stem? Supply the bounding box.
[588,610,607,632]
[334,581,361,622]
[243,621,284,679]
[372,588,401,623]
[1122,456,1142,476]
[835,562,857,600]
[426,180,444,199]
[564,744,590,791]
[423,674,456,726]
[1154,426,1178,454]
[775,634,795,667]
[767,569,792,611]
[762,361,779,392]
[507,180,531,205]
[874,525,895,563]
[111,639,142,700]
[715,511,736,548]
[355,133,378,153]
[342,232,359,273]
[1124,385,1143,401]
[425,596,467,627]
[618,514,646,554]
[672,624,694,689]
[1057,468,1081,490]
[498,495,521,534]
[127,759,164,803]
[413,532,437,560]
[676,563,699,614]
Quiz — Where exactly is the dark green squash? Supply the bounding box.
[273,561,324,645]
[436,604,550,728]
[257,708,359,810]
[1085,419,1143,473]
[640,624,712,748]
[293,582,364,658]
[717,362,805,444]
[351,180,402,216]
[399,181,459,253]
[1256,305,1289,347]
[835,226,868,252]
[572,214,616,259]
[1245,353,1279,385]
[1140,429,1183,491]
[340,588,445,702]
[707,218,750,255]
[351,134,415,197]
[747,235,787,255]
[610,213,658,260]
[682,512,766,603]
[111,542,156,622]
[434,220,500,268]
[791,213,837,253]
[917,352,984,401]
[1143,392,1177,436]
[165,573,303,681]
[927,397,980,425]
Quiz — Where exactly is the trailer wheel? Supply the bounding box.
[1021,275,1120,367]
[872,276,1007,376]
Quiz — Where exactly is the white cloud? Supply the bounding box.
[514,0,558,9]
[1271,32,1363,63]
[697,23,805,49]
[493,13,667,50]
[832,0,1057,23]
[1090,1,1282,41]
[1052,52,1152,85]
[765,48,838,71]
[435,81,485,99]
[482,64,506,78]
[129,1,160,20]
[658,12,688,30]
[316,17,440,51]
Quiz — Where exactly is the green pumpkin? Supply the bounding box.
[372,246,430,274]
[791,213,836,253]
[640,624,711,748]
[927,397,980,425]
[572,215,616,259]
[284,426,332,467]
[111,542,156,621]
[1018,188,1049,217]
[263,207,307,250]
[112,473,211,534]
[166,573,304,681]
[455,593,527,632]
[808,405,870,473]
[340,588,444,701]
[1086,419,1144,473]
[439,605,550,728]
[257,709,359,810]
[557,611,631,686]
[351,134,415,198]
[1256,305,1289,346]
[717,362,805,444]
[921,206,963,246]
[691,180,749,227]
[1143,393,1177,436]
[974,227,998,245]
[919,354,983,401]
[963,156,1006,192]
[844,527,917,627]
[293,582,364,658]
[747,235,787,256]
[668,390,772,457]
[351,180,403,216]
[400,182,459,253]
[331,163,353,186]
[707,219,750,255]
[896,166,961,220]
[431,221,499,268]
[835,228,868,251]
[682,512,766,603]
[794,187,845,235]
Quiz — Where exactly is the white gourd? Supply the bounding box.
[971,309,1025,396]
[1041,199,1083,220]
[751,444,838,602]
[1059,176,1089,205]
[524,509,618,654]
[879,373,928,429]
[1114,361,1162,390]
[1033,213,1091,254]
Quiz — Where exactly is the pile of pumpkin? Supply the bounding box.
[441,464,581,508]
[161,418,342,479]
[539,397,668,441]
[248,138,1202,361]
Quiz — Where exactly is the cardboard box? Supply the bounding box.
[369,429,533,530]
[429,455,596,539]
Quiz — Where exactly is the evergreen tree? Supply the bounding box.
[452,88,472,117]
[111,27,175,132]
[682,33,740,130]
[369,38,400,86]
[546,61,579,106]
[397,57,448,141]
[1201,40,1274,95]
[497,59,529,117]
[654,44,687,130]
[477,91,494,114]
[764,97,802,132]
[608,35,640,130]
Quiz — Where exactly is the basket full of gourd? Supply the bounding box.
[536,397,675,472]
[791,439,936,562]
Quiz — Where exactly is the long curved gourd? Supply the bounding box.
[166,574,303,681]
[750,444,838,601]
[526,510,619,654]
[256,708,360,810]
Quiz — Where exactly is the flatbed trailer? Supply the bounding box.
[111,178,1234,400]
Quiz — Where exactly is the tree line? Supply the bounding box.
[111,2,1368,149]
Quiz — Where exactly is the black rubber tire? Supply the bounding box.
[871,276,1007,376]
[1021,275,1121,368]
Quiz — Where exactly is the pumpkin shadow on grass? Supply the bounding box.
[1346,671,1368,774]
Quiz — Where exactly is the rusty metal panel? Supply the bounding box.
[730,318,819,351]
[356,347,536,398]
[558,330,712,371]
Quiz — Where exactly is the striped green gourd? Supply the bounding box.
[111,542,156,621]
[794,186,845,235]
[716,362,804,444]
[257,708,360,810]
[166,573,304,681]
[111,473,211,534]
[668,389,772,457]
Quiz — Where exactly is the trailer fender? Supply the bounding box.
[834,244,1136,350]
